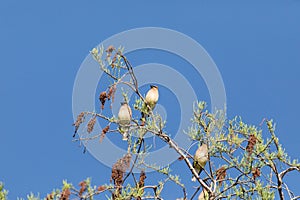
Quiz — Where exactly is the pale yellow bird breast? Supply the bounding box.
[198,156,208,163]
[118,105,131,124]
[145,88,159,104]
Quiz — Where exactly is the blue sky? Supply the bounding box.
[1,0,300,199]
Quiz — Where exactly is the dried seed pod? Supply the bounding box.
[107,85,116,103]
[79,181,87,196]
[60,188,70,200]
[111,162,123,188]
[100,125,110,143]
[99,92,107,110]
[246,134,257,155]
[216,166,226,186]
[73,112,85,137]
[252,167,261,180]
[87,116,97,133]
[106,45,115,53]
[105,45,115,60]
[111,153,132,188]
[97,185,106,192]
[138,171,146,188]
[123,153,132,169]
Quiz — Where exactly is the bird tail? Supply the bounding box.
[122,131,128,141]
[119,126,129,141]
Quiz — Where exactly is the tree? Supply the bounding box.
[71,45,300,200]
[1,45,299,200]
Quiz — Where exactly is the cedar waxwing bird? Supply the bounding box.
[118,102,132,141]
[192,143,208,182]
[141,85,159,123]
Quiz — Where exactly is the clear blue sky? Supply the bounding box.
[1,0,300,199]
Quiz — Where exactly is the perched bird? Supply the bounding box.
[117,102,132,141]
[192,143,208,182]
[145,85,159,109]
[141,85,159,123]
